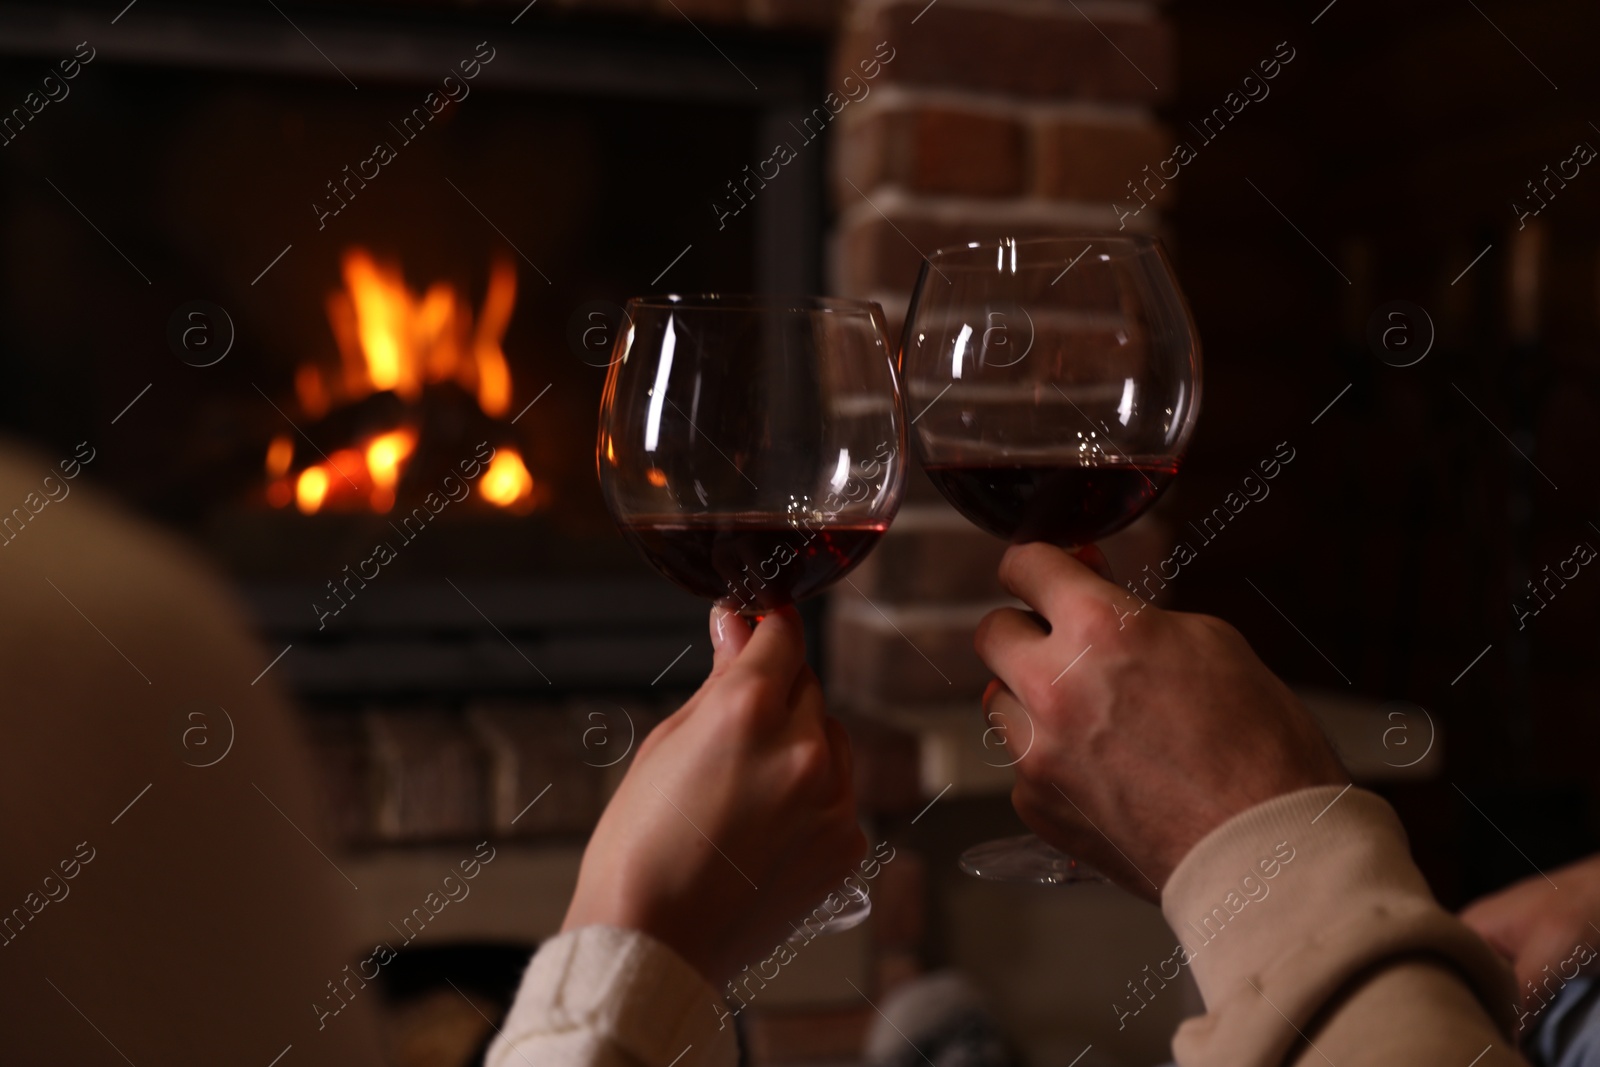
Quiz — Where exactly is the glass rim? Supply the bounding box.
[624,293,885,315]
[923,234,1164,269]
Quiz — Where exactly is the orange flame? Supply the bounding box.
[266,435,294,478]
[272,248,540,514]
[296,467,330,514]
[481,448,537,511]
[322,248,515,409]
[474,260,515,417]
[365,428,417,512]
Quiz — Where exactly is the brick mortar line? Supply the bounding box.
[844,288,1167,317]
[834,188,1151,230]
[846,0,1163,30]
[835,83,1159,130]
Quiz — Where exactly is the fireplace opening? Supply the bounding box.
[0,6,830,711]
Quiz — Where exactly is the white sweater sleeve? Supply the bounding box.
[489,925,739,1067]
[1161,786,1524,1067]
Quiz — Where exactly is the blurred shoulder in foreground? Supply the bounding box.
[0,440,385,1066]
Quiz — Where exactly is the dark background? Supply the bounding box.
[1168,0,1600,904]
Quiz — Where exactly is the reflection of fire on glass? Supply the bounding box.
[264,247,542,515]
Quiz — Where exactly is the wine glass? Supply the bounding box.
[597,293,906,927]
[900,235,1202,884]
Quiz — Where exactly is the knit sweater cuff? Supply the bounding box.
[490,925,740,1067]
[1160,786,1516,1067]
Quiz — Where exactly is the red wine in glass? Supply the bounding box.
[598,295,904,618]
[618,516,887,614]
[921,460,1178,546]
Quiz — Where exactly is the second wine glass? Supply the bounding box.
[901,235,1202,884]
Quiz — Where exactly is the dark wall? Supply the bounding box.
[1164,0,1600,903]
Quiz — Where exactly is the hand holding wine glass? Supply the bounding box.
[596,294,904,928]
[902,235,1202,882]
[975,542,1348,900]
[562,605,867,985]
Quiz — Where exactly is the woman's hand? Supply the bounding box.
[1461,853,1600,1008]
[974,542,1347,900]
[561,606,866,985]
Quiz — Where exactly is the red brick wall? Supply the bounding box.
[831,0,1173,320]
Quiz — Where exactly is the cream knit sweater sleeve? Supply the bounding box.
[488,925,738,1067]
[1161,785,1527,1067]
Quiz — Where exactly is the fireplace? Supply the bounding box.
[0,0,834,819]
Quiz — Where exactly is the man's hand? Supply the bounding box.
[561,607,866,986]
[974,542,1347,900]
[1461,854,1600,1008]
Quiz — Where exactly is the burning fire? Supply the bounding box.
[268,248,540,514]
[481,449,535,508]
